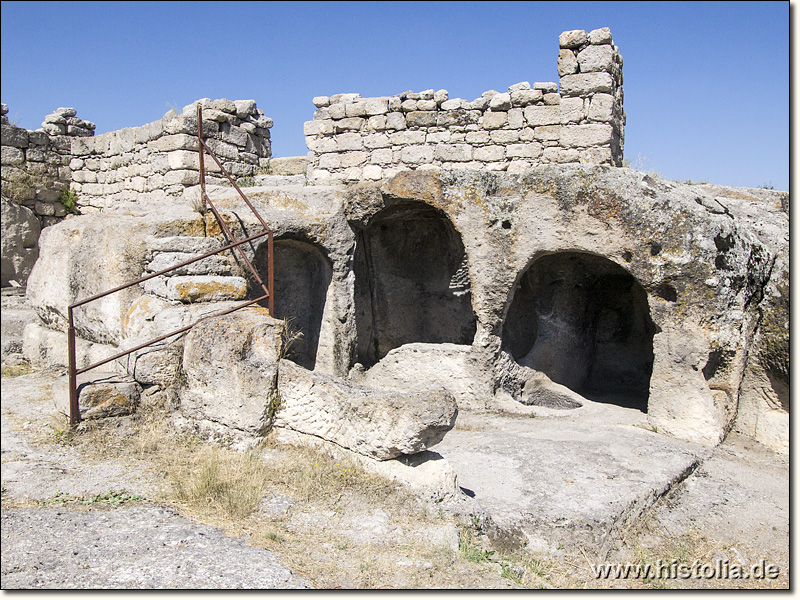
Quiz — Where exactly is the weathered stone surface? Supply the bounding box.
[276,359,458,460]
[53,372,141,420]
[1,197,40,286]
[588,27,613,45]
[165,275,247,302]
[268,156,308,175]
[577,44,615,73]
[25,214,156,344]
[559,72,614,96]
[560,123,613,147]
[22,322,120,372]
[179,308,284,436]
[362,343,493,410]
[559,29,588,49]
[558,49,579,76]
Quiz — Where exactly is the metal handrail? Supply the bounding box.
[66,105,275,425]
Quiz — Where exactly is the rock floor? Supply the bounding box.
[1,368,789,588]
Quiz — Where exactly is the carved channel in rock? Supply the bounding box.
[354,200,477,367]
[503,252,656,411]
[254,237,332,370]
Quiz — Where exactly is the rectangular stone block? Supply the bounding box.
[400,145,434,164]
[363,133,391,149]
[385,112,407,130]
[334,117,365,133]
[489,130,519,144]
[524,105,561,126]
[577,44,614,73]
[560,97,585,124]
[506,142,543,159]
[340,151,368,168]
[370,148,394,164]
[587,94,615,122]
[167,150,199,170]
[407,111,438,128]
[390,130,426,145]
[336,133,364,151]
[533,125,561,141]
[560,124,613,148]
[434,144,472,162]
[365,98,389,115]
[473,145,505,162]
[559,72,614,96]
[481,111,507,130]
[307,137,338,153]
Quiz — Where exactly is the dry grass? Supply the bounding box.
[29,400,786,589]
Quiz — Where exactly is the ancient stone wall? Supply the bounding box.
[303,28,624,183]
[70,99,273,210]
[1,104,92,225]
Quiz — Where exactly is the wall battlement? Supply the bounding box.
[303,27,624,183]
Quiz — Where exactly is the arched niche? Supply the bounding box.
[254,237,332,370]
[502,252,656,411]
[353,200,476,367]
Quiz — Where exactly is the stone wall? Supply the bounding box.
[303,28,624,183]
[1,104,92,225]
[70,99,273,210]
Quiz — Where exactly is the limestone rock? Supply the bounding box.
[53,372,141,420]
[179,308,284,436]
[23,321,121,372]
[276,359,458,460]
[362,343,493,410]
[1,197,40,286]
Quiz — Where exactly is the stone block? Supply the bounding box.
[481,111,507,130]
[559,72,614,96]
[473,145,505,162]
[53,372,141,420]
[407,111,438,128]
[334,117,365,132]
[560,124,613,147]
[489,130,520,144]
[588,27,613,44]
[465,131,490,144]
[533,82,559,93]
[367,115,388,131]
[558,49,579,76]
[489,93,512,111]
[560,97,585,124]
[559,29,587,48]
[364,133,391,149]
[345,102,367,117]
[385,112,407,130]
[1,146,24,165]
[307,137,338,153]
[506,142,543,159]
[543,93,561,105]
[588,94,615,122]
[370,148,394,164]
[510,88,543,107]
[524,105,561,126]
[362,164,383,180]
[390,130,426,145]
[166,275,247,302]
[533,125,561,141]
[340,151,368,168]
[276,360,457,460]
[167,150,200,170]
[327,103,346,119]
[336,133,364,151]
[434,144,472,162]
[312,96,330,107]
[578,44,615,72]
[400,145,434,164]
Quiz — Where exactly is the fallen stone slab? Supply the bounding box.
[434,399,711,556]
[276,359,458,460]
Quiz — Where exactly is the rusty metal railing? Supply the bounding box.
[66,105,274,426]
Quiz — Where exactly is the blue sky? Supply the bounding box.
[1,1,789,190]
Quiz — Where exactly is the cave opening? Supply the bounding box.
[502,252,656,411]
[353,200,477,367]
[254,237,332,370]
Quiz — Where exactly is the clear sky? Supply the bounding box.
[1,1,789,190]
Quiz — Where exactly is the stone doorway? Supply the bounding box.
[502,252,656,411]
[255,237,332,370]
[353,200,476,367]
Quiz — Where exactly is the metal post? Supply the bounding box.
[67,307,80,426]
[268,230,274,316]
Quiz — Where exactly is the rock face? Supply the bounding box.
[1,197,40,286]
[276,359,458,460]
[20,162,788,455]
